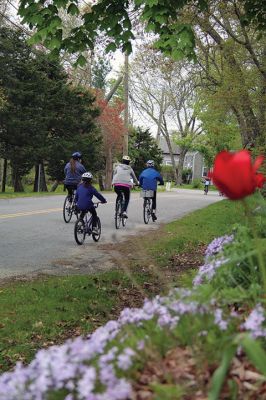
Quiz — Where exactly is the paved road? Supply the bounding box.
[0,189,222,279]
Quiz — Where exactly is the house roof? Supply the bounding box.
[158,137,180,155]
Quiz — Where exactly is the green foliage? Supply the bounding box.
[192,178,202,188]
[92,57,111,90]
[0,27,101,189]
[128,126,163,177]
[160,164,176,182]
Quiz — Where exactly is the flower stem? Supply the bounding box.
[242,199,266,293]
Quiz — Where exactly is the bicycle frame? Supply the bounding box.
[115,192,127,229]
[74,203,101,244]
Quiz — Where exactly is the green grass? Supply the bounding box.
[0,271,153,370]
[147,200,244,265]
[0,183,108,199]
[0,199,246,371]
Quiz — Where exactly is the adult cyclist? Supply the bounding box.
[139,160,164,221]
[112,155,139,219]
[64,152,86,197]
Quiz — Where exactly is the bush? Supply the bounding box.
[182,168,192,184]
[192,178,202,188]
[161,165,176,182]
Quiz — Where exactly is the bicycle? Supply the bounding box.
[141,190,154,224]
[63,190,79,223]
[74,203,101,245]
[115,192,127,229]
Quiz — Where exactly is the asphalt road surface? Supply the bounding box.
[0,189,222,279]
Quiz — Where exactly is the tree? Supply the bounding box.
[96,93,125,190]
[18,0,265,64]
[128,127,163,177]
[0,27,101,192]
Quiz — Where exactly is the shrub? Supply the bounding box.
[192,178,202,188]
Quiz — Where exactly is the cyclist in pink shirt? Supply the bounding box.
[112,155,139,218]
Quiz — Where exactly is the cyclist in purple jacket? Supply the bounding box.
[64,152,86,197]
[139,160,164,221]
[75,172,107,233]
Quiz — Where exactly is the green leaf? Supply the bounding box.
[67,3,79,16]
[106,42,117,53]
[146,0,159,6]
[241,336,266,375]
[49,16,62,29]
[172,48,184,60]
[75,55,87,67]
[49,37,61,49]
[208,345,236,400]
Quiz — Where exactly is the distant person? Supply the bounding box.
[203,177,210,195]
[75,172,107,233]
[64,152,86,197]
[112,155,139,219]
[139,160,164,221]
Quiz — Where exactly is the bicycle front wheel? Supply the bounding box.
[143,198,151,224]
[92,217,101,242]
[63,196,73,223]
[74,219,86,245]
[115,200,122,229]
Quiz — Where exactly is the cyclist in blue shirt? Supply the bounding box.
[64,152,86,197]
[75,172,107,233]
[139,160,164,221]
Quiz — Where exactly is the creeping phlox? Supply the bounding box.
[193,234,234,286]
[0,237,265,400]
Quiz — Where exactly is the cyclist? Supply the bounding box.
[112,155,138,218]
[75,172,107,233]
[64,152,86,197]
[203,177,210,195]
[139,160,164,221]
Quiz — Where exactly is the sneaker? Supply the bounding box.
[122,211,128,218]
[92,227,98,234]
[152,212,157,221]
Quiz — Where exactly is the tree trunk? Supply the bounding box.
[105,147,113,191]
[1,158,7,193]
[98,174,105,191]
[34,162,48,192]
[12,167,24,192]
[177,149,187,185]
[162,132,179,184]
[50,180,59,192]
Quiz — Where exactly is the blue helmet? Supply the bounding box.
[72,152,82,160]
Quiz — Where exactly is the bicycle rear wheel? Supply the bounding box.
[74,218,86,245]
[115,199,122,229]
[92,217,101,242]
[143,198,151,224]
[63,196,73,223]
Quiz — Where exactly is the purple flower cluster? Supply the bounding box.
[241,304,266,338]
[0,286,235,400]
[205,235,234,259]
[193,234,235,286]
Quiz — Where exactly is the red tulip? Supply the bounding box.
[209,150,265,200]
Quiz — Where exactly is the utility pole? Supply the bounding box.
[156,89,165,144]
[123,53,129,155]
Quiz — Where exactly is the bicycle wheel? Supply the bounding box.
[92,217,101,242]
[115,199,122,229]
[121,197,127,227]
[63,196,73,223]
[143,198,151,224]
[74,218,86,245]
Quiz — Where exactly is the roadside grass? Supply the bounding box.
[0,184,66,199]
[0,199,245,372]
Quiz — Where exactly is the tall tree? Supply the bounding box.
[128,127,163,177]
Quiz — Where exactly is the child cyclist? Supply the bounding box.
[139,160,164,221]
[112,155,139,219]
[75,172,107,233]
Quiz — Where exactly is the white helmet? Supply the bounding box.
[146,160,154,167]
[122,155,131,162]
[82,172,93,181]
